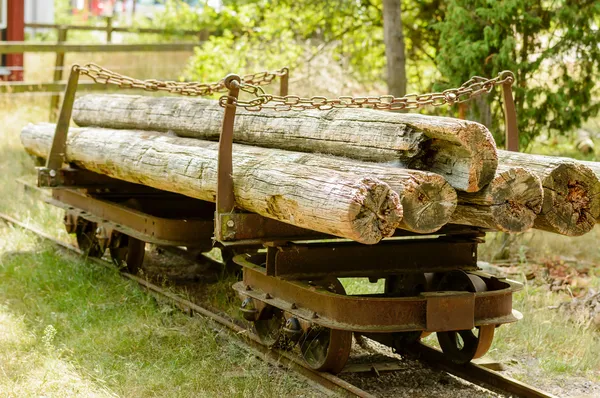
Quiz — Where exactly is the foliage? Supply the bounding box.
[136,0,600,146]
[435,0,600,147]
[181,0,387,88]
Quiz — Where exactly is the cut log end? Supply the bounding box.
[534,163,600,236]
[489,168,543,232]
[398,174,457,234]
[406,117,498,192]
[452,167,543,232]
[350,177,403,244]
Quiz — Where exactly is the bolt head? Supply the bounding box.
[49,169,57,177]
[241,297,253,309]
[226,220,235,228]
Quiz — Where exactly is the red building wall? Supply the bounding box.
[2,0,25,81]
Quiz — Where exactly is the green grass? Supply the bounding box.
[492,283,600,379]
[0,224,314,397]
[0,86,315,396]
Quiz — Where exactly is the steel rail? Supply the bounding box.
[0,212,374,398]
[406,343,558,398]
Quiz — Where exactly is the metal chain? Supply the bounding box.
[226,71,515,111]
[74,63,514,111]
[74,63,288,97]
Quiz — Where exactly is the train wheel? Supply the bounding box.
[299,277,351,373]
[299,326,353,373]
[254,306,286,348]
[110,235,145,274]
[436,324,495,364]
[434,271,495,363]
[391,330,424,352]
[75,221,104,258]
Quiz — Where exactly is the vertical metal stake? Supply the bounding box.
[279,67,289,97]
[45,65,80,172]
[106,16,113,43]
[216,74,241,215]
[502,82,519,152]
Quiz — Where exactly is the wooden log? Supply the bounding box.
[195,145,457,234]
[21,123,403,244]
[72,94,498,192]
[452,166,543,232]
[577,160,600,221]
[498,150,600,236]
[21,123,457,234]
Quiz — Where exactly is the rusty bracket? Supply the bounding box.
[502,72,519,152]
[215,74,240,216]
[38,167,138,189]
[215,212,325,242]
[279,67,289,96]
[214,70,301,244]
[38,65,80,187]
[233,258,523,333]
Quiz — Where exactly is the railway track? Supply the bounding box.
[0,212,558,398]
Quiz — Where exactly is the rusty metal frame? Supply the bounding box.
[47,188,214,246]
[263,238,479,279]
[233,258,522,333]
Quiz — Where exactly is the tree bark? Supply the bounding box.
[72,94,498,193]
[498,150,600,236]
[452,165,543,232]
[21,123,403,244]
[383,0,406,97]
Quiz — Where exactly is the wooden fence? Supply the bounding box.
[25,16,207,43]
[0,17,204,118]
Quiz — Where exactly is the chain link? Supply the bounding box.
[74,63,513,112]
[74,63,288,97]
[226,71,515,111]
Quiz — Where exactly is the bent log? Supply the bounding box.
[21,123,403,244]
[72,94,498,192]
[452,166,543,232]
[498,150,600,236]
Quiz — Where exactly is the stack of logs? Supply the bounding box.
[20,94,600,244]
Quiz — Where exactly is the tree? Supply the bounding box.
[383,0,407,97]
[435,0,600,148]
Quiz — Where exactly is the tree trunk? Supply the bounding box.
[498,150,600,236]
[72,94,498,193]
[452,165,543,232]
[383,0,406,97]
[21,123,403,244]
